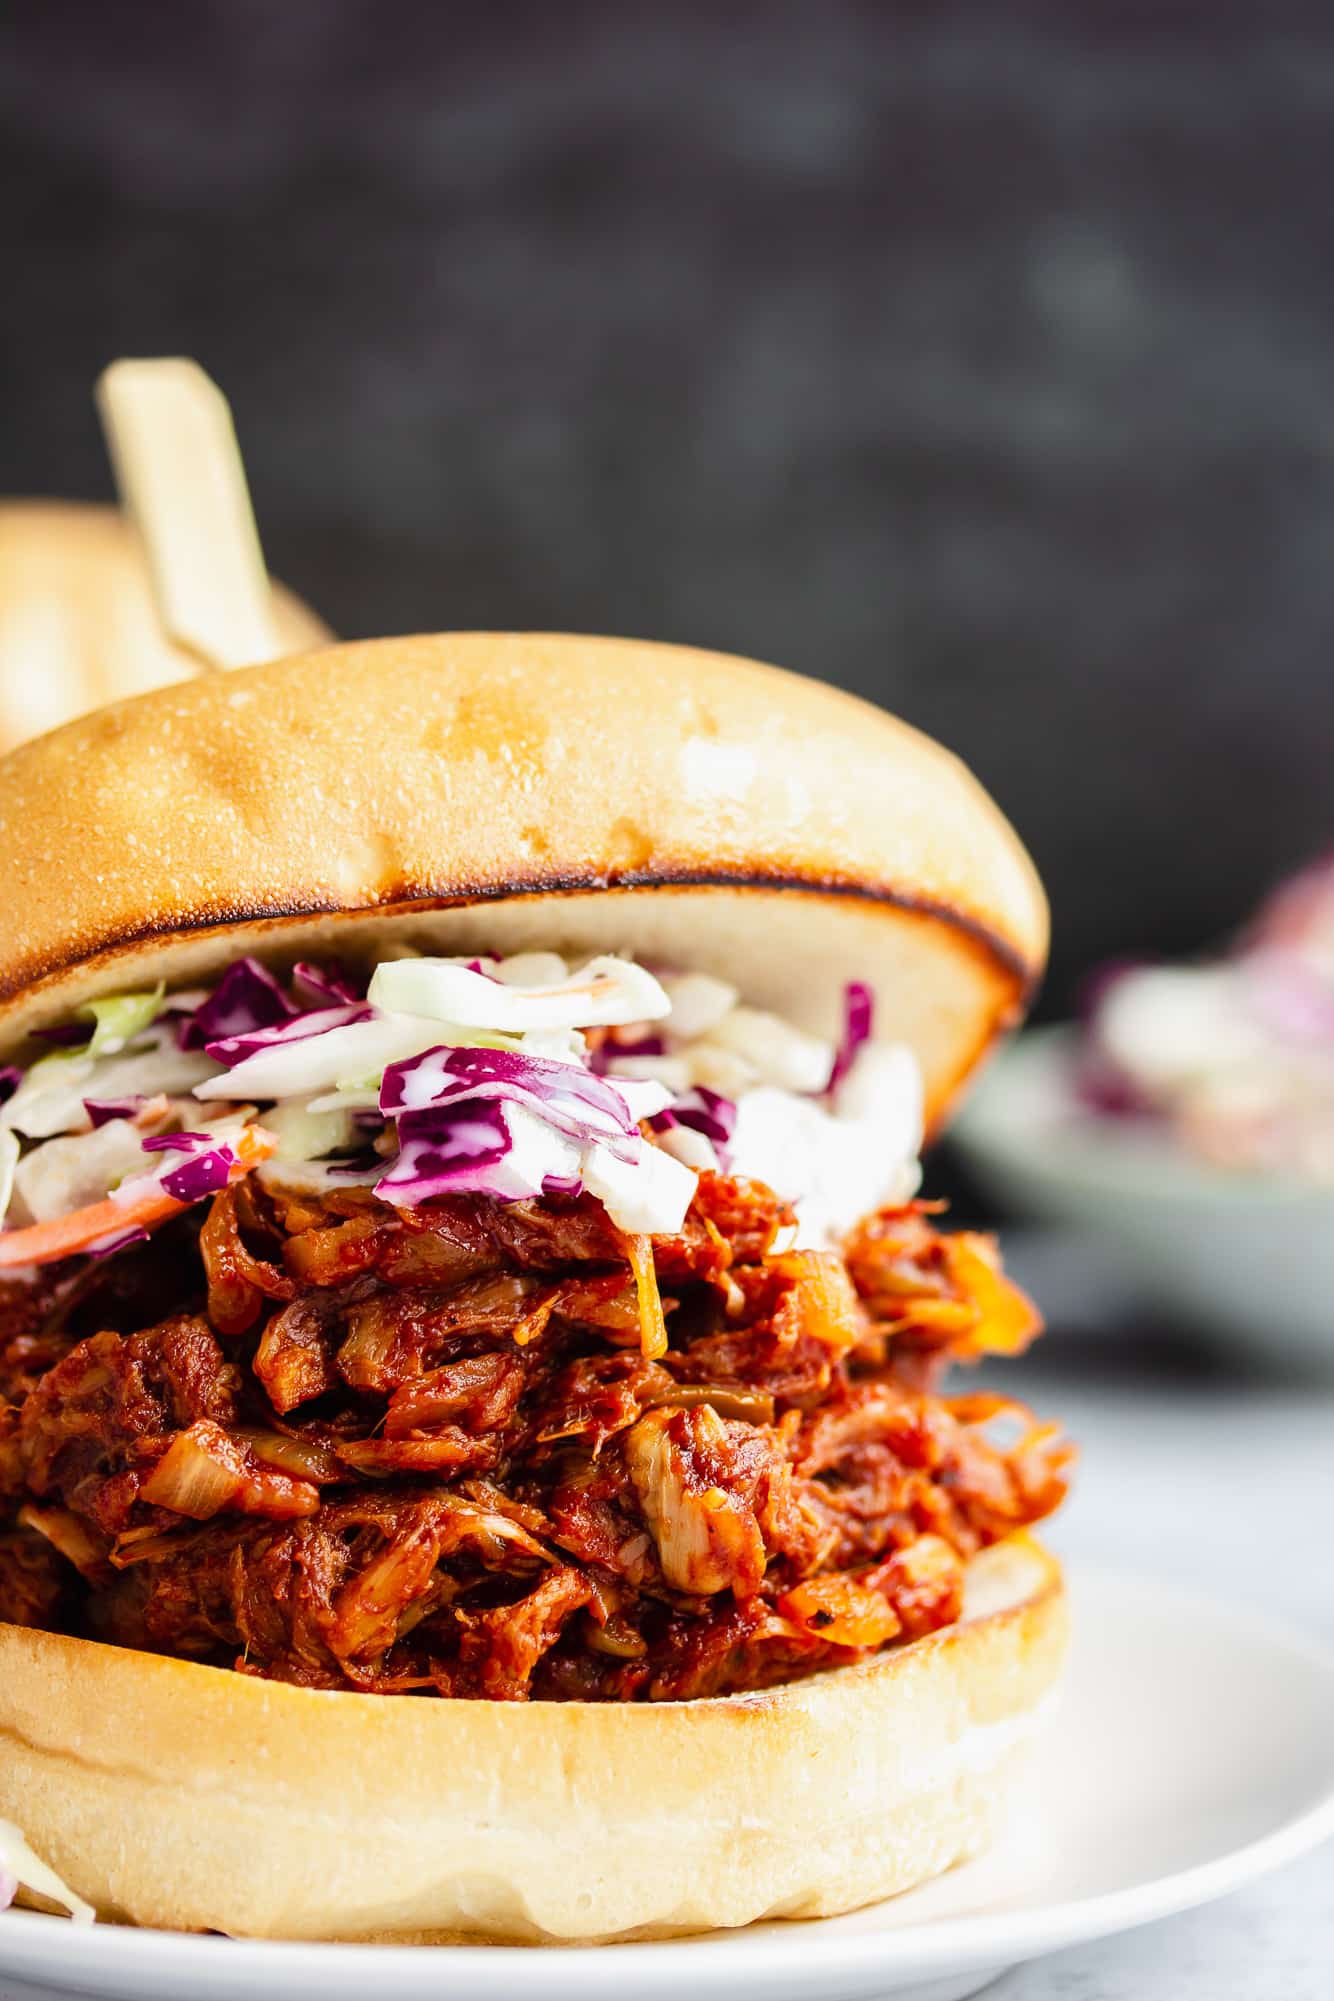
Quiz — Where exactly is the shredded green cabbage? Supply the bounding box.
[81,983,165,1057]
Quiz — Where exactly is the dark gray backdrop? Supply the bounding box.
[4,1,1333,1014]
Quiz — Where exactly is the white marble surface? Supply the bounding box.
[981,1232,1334,1999]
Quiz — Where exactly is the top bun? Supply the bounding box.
[0,633,1046,1127]
[0,501,330,753]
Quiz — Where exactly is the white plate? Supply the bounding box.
[952,1025,1334,1367]
[3,1566,1333,2001]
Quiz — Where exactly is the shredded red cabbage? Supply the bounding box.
[0,1066,21,1105]
[381,1045,640,1153]
[291,961,365,1009]
[374,1100,515,1205]
[664,1086,736,1147]
[160,1150,236,1204]
[590,1033,666,1074]
[205,1002,372,1067]
[179,957,298,1050]
[828,981,874,1091]
[164,1004,203,1051]
[87,1223,153,1261]
[1073,1055,1153,1121]
[84,1096,147,1127]
[31,1022,93,1048]
[372,1047,655,1207]
[139,1131,237,1204]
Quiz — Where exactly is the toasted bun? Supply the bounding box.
[0,632,1045,1126]
[0,1537,1064,1942]
[0,501,330,752]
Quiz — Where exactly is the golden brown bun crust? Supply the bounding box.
[0,501,330,752]
[0,632,1046,1126]
[0,1539,1065,1943]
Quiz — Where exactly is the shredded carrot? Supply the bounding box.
[943,1233,1043,1357]
[777,1574,901,1650]
[130,1093,171,1128]
[624,1232,668,1360]
[0,1124,275,1270]
[772,1249,864,1351]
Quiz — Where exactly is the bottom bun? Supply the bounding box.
[0,1535,1066,1944]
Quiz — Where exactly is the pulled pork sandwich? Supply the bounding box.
[0,634,1070,1943]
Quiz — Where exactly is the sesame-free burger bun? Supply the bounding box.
[0,632,1046,1128]
[0,500,330,752]
[0,1537,1065,1942]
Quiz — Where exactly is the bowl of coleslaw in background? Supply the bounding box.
[951,856,1334,1370]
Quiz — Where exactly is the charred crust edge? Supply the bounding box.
[0,864,1043,1011]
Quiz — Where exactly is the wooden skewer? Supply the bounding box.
[95,358,280,670]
